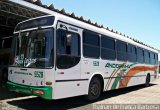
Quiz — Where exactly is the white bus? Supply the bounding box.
[7,11,159,101]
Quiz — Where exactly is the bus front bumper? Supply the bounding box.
[7,81,52,100]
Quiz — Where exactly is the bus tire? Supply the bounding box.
[86,77,101,101]
[145,74,150,87]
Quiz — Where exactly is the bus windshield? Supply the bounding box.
[10,28,54,68]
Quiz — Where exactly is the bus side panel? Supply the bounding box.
[103,61,157,91]
[54,81,88,99]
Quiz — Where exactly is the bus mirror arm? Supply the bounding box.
[60,24,68,30]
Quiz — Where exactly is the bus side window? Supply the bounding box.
[83,31,100,58]
[150,52,154,65]
[137,48,144,63]
[127,44,137,62]
[101,36,116,60]
[155,53,158,65]
[116,40,127,61]
[56,29,80,69]
[144,50,150,64]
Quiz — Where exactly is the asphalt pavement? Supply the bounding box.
[0,79,160,110]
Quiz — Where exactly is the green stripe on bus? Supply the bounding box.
[7,81,52,100]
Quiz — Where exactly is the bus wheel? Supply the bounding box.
[145,74,150,87]
[86,77,101,101]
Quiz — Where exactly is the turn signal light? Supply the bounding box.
[46,82,52,85]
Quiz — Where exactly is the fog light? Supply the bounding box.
[34,90,44,95]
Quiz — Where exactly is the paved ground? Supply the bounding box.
[0,79,160,110]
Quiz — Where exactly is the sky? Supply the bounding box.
[41,0,160,50]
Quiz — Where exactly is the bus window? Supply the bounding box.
[144,50,150,64]
[101,36,116,60]
[116,40,127,61]
[137,48,144,63]
[127,44,137,62]
[150,52,154,65]
[155,53,158,64]
[83,31,100,58]
[57,29,80,69]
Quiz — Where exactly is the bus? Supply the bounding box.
[0,36,12,83]
[7,11,159,101]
